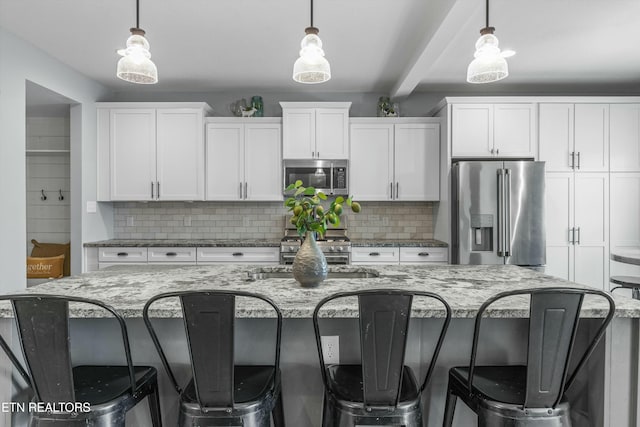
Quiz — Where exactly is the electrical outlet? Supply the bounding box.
[321,335,339,364]
[126,216,135,227]
[183,216,192,227]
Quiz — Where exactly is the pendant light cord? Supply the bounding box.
[485,0,489,28]
[136,0,140,28]
[310,0,314,27]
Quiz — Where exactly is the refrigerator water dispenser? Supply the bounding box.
[470,214,493,251]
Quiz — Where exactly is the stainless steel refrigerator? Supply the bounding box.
[451,160,546,266]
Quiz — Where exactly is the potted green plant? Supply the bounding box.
[284,180,361,287]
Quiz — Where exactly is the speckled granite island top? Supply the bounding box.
[7,264,640,319]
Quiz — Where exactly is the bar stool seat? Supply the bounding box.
[326,364,420,403]
[610,276,640,299]
[74,365,158,405]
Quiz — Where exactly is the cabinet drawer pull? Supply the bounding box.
[369,252,380,256]
[418,252,430,257]
[232,252,244,257]
[165,252,177,257]
[116,252,128,257]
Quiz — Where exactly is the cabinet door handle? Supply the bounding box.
[369,252,380,256]
[232,252,244,257]
[496,148,500,155]
[575,227,581,244]
[570,152,575,169]
[157,181,160,199]
[239,182,243,199]
[165,252,177,257]
[576,152,581,170]
[490,148,495,155]
[116,252,128,257]
[390,182,393,200]
[568,228,574,244]
[244,182,248,199]
[418,252,430,257]
[317,151,319,158]
[396,182,399,198]
[151,182,154,199]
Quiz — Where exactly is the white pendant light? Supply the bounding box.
[467,0,514,84]
[293,0,331,84]
[116,0,158,84]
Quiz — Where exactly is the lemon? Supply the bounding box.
[315,205,325,215]
[327,213,338,224]
[290,216,299,224]
[351,202,361,213]
[293,206,303,216]
[334,203,343,215]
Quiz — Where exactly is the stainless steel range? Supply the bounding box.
[280,218,351,265]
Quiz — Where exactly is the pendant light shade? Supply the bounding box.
[116,0,158,84]
[466,0,512,84]
[293,0,331,84]
[467,28,508,84]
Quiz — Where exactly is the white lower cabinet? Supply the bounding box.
[196,247,280,264]
[399,247,448,264]
[544,172,609,289]
[148,247,196,264]
[352,246,448,265]
[352,247,399,265]
[97,247,148,269]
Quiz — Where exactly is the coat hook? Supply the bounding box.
[58,189,64,201]
[40,189,47,201]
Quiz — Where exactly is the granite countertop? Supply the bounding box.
[352,239,448,247]
[7,264,638,319]
[84,239,448,248]
[83,239,281,247]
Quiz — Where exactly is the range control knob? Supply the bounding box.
[336,247,343,252]
[288,247,295,252]
[329,246,336,252]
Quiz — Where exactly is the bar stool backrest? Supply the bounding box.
[143,290,282,411]
[0,294,137,404]
[313,289,451,409]
[182,293,235,408]
[359,293,411,406]
[468,287,615,409]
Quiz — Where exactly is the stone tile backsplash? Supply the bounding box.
[113,201,434,240]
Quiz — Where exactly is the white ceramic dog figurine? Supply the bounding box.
[241,107,257,117]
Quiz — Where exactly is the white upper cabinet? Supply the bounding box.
[610,104,640,172]
[108,109,157,201]
[394,124,439,200]
[451,103,535,158]
[205,118,282,201]
[97,103,211,201]
[350,119,440,201]
[539,103,608,172]
[156,109,206,200]
[281,102,351,159]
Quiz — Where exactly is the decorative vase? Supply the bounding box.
[292,232,328,287]
[251,96,264,117]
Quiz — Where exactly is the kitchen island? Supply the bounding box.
[1,264,639,426]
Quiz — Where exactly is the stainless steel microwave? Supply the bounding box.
[283,159,348,195]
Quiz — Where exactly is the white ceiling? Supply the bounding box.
[3,0,640,97]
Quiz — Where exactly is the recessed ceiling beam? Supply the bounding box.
[390,0,480,99]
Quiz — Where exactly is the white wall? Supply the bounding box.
[0,27,112,291]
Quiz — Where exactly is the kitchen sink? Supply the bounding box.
[246,269,380,281]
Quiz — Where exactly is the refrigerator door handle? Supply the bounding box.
[504,169,512,257]
[497,169,505,257]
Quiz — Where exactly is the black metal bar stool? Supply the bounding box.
[143,290,285,427]
[442,287,615,427]
[610,275,640,299]
[0,294,162,427]
[313,289,451,427]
